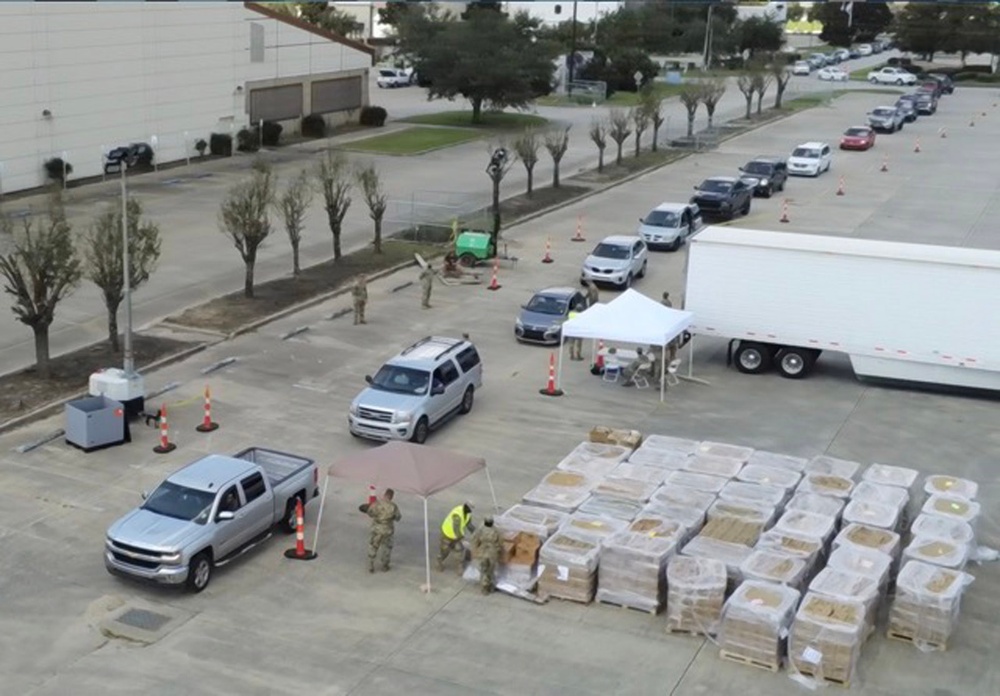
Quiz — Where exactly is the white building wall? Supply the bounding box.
[0,2,372,195]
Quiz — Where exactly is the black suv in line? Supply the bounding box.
[738,157,788,198]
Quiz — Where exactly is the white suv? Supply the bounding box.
[377,68,411,88]
[580,235,648,289]
[788,142,832,177]
[348,336,482,444]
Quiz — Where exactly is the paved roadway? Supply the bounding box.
[0,54,897,375]
[1,82,998,695]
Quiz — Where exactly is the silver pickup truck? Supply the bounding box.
[105,447,318,592]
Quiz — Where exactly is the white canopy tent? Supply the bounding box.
[559,289,694,401]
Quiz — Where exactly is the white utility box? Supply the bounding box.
[89,368,145,419]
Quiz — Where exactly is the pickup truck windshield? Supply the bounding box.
[698,180,732,193]
[742,162,773,176]
[142,481,215,524]
[371,365,430,395]
[642,210,679,227]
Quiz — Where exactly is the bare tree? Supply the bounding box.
[679,82,702,137]
[753,71,774,115]
[218,159,276,298]
[608,109,632,166]
[640,89,666,152]
[0,189,81,378]
[588,118,608,172]
[356,163,388,254]
[511,128,542,197]
[316,149,352,260]
[771,62,792,109]
[543,126,571,188]
[485,140,516,246]
[84,198,161,351]
[737,73,755,119]
[630,106,650,157]
[274,169,313,275]
[700,78,728,130]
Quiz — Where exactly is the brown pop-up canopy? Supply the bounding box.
[320,441,499,592]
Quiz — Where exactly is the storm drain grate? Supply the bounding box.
[115,608,171,632]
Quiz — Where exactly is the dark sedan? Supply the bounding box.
[895,96,919,122]
[914,91,938,115]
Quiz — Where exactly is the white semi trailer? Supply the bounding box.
[684,226,1000,390]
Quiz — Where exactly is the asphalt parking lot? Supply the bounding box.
[2,86,999,696]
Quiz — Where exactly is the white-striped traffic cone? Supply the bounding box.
[153,405,176,454]
[284,497,317,560]
[195,385,219,433]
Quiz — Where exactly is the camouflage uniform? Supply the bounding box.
[470,518,503,595]
[621,349,652,387]
[662,292,679,362]
[352,277,368,325]
[366,495,401,573]
[584,280,599,307]
[420,266,434,308]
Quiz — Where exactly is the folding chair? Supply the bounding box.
[632,363,652,389]
[602,357,622,383]
[666,359,682,387]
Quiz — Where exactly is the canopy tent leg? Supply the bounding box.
[556,333,566,391]
[484,464,500,514]
[660,343,667,402]
[688,334,694,378]
[422,497,432,594]
[310,475,331,553]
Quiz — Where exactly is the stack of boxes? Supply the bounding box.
[597,512,685,612]
[666,555,728,634]
[718,580,800,670]
[788,592,867,685]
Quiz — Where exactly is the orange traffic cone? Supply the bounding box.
[541,237,554,264]
[487,258,501,291]
[595,340,606,371]
[153,405,176,454]
[539,352,564,397]
[284,498,317,560]
[571,215,586,242]
[880,157,888,172]
[914,139,921,153]
[779,199,790,224]
[195,385,219,433]
[367,484,377,507]
[836,176,845,196]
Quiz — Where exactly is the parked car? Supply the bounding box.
[927,73,955,94]
[895,95,919,122]
[348,336,483,444]
[104,143,154,174]
[808,54,827,69]
[105,448,319,592]
[917,79,944,100]
[514,287,589,345]
[914,91,938,115]
[636,202,703,251]
[848,48,862,59]
[787,142,832,177]
[832,48,851,63]
[857,44,873,56]
[738,157,788,198]
[840,126,876,151]
[867,105,906,133]
[818,67,849,82]
[580,236,648,289]
[868,66,917,86]
[376,68,410,88]
[690,177,753,220]
[792,61,812,76]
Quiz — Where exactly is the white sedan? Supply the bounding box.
[792,61,811,76]
[817,67,849,82]
[867,66,918,86]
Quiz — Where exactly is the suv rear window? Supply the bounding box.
[456,346,481,373]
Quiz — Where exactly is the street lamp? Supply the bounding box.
[120,155,136,377]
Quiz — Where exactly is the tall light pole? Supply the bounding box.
[568,1,578,95]
[120,159,134,377]
[703,2,715,71]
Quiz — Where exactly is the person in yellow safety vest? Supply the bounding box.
[437,502,475,573]
[566,310,584,361]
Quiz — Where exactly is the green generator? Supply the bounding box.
[454,229,496,267]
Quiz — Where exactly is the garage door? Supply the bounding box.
[311,77,363,114]
[249,84,304,122]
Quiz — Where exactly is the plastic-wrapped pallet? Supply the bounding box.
[852,481,909,516]
[641,434,700,455]
[537,529,602,603]
[736,464,802,498]
[597,528,682,613]
[910,513,975,545]
[827,546,892,592]
[683,532,755,586]
[718,580,800,671]
[591,477,660,504]
[862,463,919,491]
[902,536,970,570]
[718,481,787,510]
[522,470,596,513]
[746,450,808,473]
[842,498,900,531]
[707,499,777,534]
[798,472,855,499]
[833,523,901,565]
[664,470,729,494]
[578,495,644,521]
[496,504,568,540]
[588,426,642,450]
[888,560,974,651]
[921,494,981,536]
[608,461,670,486]
[628,512,690,539]
[788,592,867,686]
[557,441,631,479]
[649,484,716,515]
[561,513,629,544]
[786,492,846,521]
[739,549,809,592]
[756,529,826,578]
[666,556,727,634]
[806,455,861,480]
[923,475,978,501]
[773,509,836,545]
[643,503,708,542]
[696,441,755,463]
[627,446,692,470]
[808,567,881,638]
[684,454,745,480]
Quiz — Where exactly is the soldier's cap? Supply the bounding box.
[662,291,670,299]
[484,516,494,526]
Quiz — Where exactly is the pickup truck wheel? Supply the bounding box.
[411,417,429,444]
[895,78,903,85]
[775,348,818,379]
[869,77,878,84]
[187,552,212,593]
[282,497,301,534]
[734,341,774,375]
[459,386,475,415]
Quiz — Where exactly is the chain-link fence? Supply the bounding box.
[385,189,491,243]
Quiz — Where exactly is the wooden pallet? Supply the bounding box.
[667,627,712,637]
[597,598,659,616]
[539,593,594,606]
[719,650,780,673]
[795,669,850,688]
[887,630,947,651]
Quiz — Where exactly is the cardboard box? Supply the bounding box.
[509,532,541,566]
[589,426,642,450]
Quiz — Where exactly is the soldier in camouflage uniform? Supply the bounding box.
[352,275,368,325]
[364,488,401,573]
[584,278,599,307]
[662,292,679,362]
[420,266,435,309]
[470,516,503,595]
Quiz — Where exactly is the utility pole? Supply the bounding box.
[703,3,715,71]
[120,161,134,377]
[568,1,578,95]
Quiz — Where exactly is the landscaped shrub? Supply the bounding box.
[195,138,208,157]
[953,71,1000,83]
[359,105,388,127]
[301,113,327,138]
[209,133,233,157]
[236,127,260,152]
[261,120,283,146]
[44,157,72,181]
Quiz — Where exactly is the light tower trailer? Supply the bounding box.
[683,226,1000,390]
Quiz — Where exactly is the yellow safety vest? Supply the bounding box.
[441,504,470,539]
[566,310,579,325]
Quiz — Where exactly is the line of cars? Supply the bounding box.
[846,72,954,150]
[792,39,894,80]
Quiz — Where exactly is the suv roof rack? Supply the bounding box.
[400,336,465,361]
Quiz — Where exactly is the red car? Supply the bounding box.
[840,126,876,151]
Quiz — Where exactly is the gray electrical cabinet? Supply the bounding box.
[65,395,126,451]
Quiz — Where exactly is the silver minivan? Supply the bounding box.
[348,336,482,444]
[636,202,703,251]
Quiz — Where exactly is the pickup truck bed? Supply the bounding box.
[234,447,315,490]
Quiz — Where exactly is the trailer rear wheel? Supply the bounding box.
[776,347,819,379]
[734,341,774,374]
